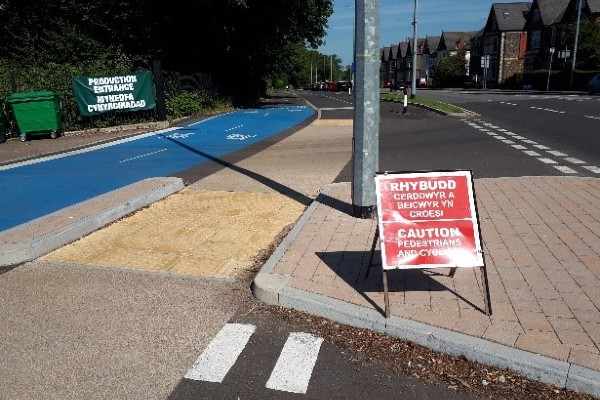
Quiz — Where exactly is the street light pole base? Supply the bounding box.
[352,205,377,219]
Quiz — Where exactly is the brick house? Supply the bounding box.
[472,2,531,84]
[523,0,570,72]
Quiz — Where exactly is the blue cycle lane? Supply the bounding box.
[0,104,314,232]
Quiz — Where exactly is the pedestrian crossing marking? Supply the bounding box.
[266,332,324,394]
[183,324,324,394]
[184,323,256,382]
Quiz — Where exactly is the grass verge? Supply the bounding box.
[380,93,465,114]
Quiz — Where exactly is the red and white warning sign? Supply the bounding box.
[375,171,484,270]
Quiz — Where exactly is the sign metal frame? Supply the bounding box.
[372,170,492,317]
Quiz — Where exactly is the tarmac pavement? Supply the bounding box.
[1,102,599,398]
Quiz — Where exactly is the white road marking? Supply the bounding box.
[119,148,168,163]
[462,119,596,176]
[583,166,600,173]
[547,151,568,157]
[512,144,528,150]
[266,332,323,394]
[554,166,578,174]
[225,125,244,132]
[184,323,256,383]
[565,157,586,164]
[524,151,541,157]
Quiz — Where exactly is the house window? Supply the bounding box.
[531,30,541,49]
[533,9,541,22]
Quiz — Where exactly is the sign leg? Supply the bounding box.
[383,269,390,318]
[365,228,379,279]
[448,267,457,277]
[480,266,492,316]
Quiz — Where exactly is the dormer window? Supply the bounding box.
[533,9,541,22]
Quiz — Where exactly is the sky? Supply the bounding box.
[318,0,498,66]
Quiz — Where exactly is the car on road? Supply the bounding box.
[588,73,600,95]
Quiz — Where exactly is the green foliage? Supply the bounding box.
[166,90,231,120]
[578,20,600,70]
[433,53,467,87]
[0,0,333,101]
[504,70,600,90]
[380,93,464,114]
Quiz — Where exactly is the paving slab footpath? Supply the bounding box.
[0,106,599,397]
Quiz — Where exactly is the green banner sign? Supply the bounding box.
[72,71,156,116]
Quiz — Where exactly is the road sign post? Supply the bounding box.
[372,170,492,317]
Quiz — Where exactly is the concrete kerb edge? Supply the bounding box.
[0,177,184,267]
[277,285,600,397]
[302,98,321,119]
[251,184,338,305]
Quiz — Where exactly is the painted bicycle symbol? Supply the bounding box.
[227,133,258,141]
[167,132,195,139]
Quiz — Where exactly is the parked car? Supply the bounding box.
[588,73,600,95]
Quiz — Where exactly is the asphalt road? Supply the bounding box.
[421,89,600,177]
[301,88,600,180]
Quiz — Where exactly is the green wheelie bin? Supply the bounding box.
[0,101,8,143]
[8,91,62,142]
[0,110,6,144]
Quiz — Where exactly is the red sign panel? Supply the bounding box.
[375,171,484,270]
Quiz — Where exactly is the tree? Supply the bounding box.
[577,19,600,70]
[433,51,467,87]
[0,0,333,100]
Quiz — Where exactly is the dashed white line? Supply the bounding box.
[266,332,323,394]
[554,166,578,174]
[225,125,244,132]
[524,150,541,157]
[462,119,599,176]
[583,166,600,173]
[119,148,168,163]
[185,323,256,383]
[547,151,568,157]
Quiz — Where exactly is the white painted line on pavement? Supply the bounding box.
[524,151,542,157]
[184,323,256,382]
[511,144,528,150]
[583,166,600,173]
[266,332,323,394]
[119,148,168,163]
[565,157,586,164]
[533,144,550,150]
[547,151,568,157]
[553,166,578,174]
[538,158,558,164]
